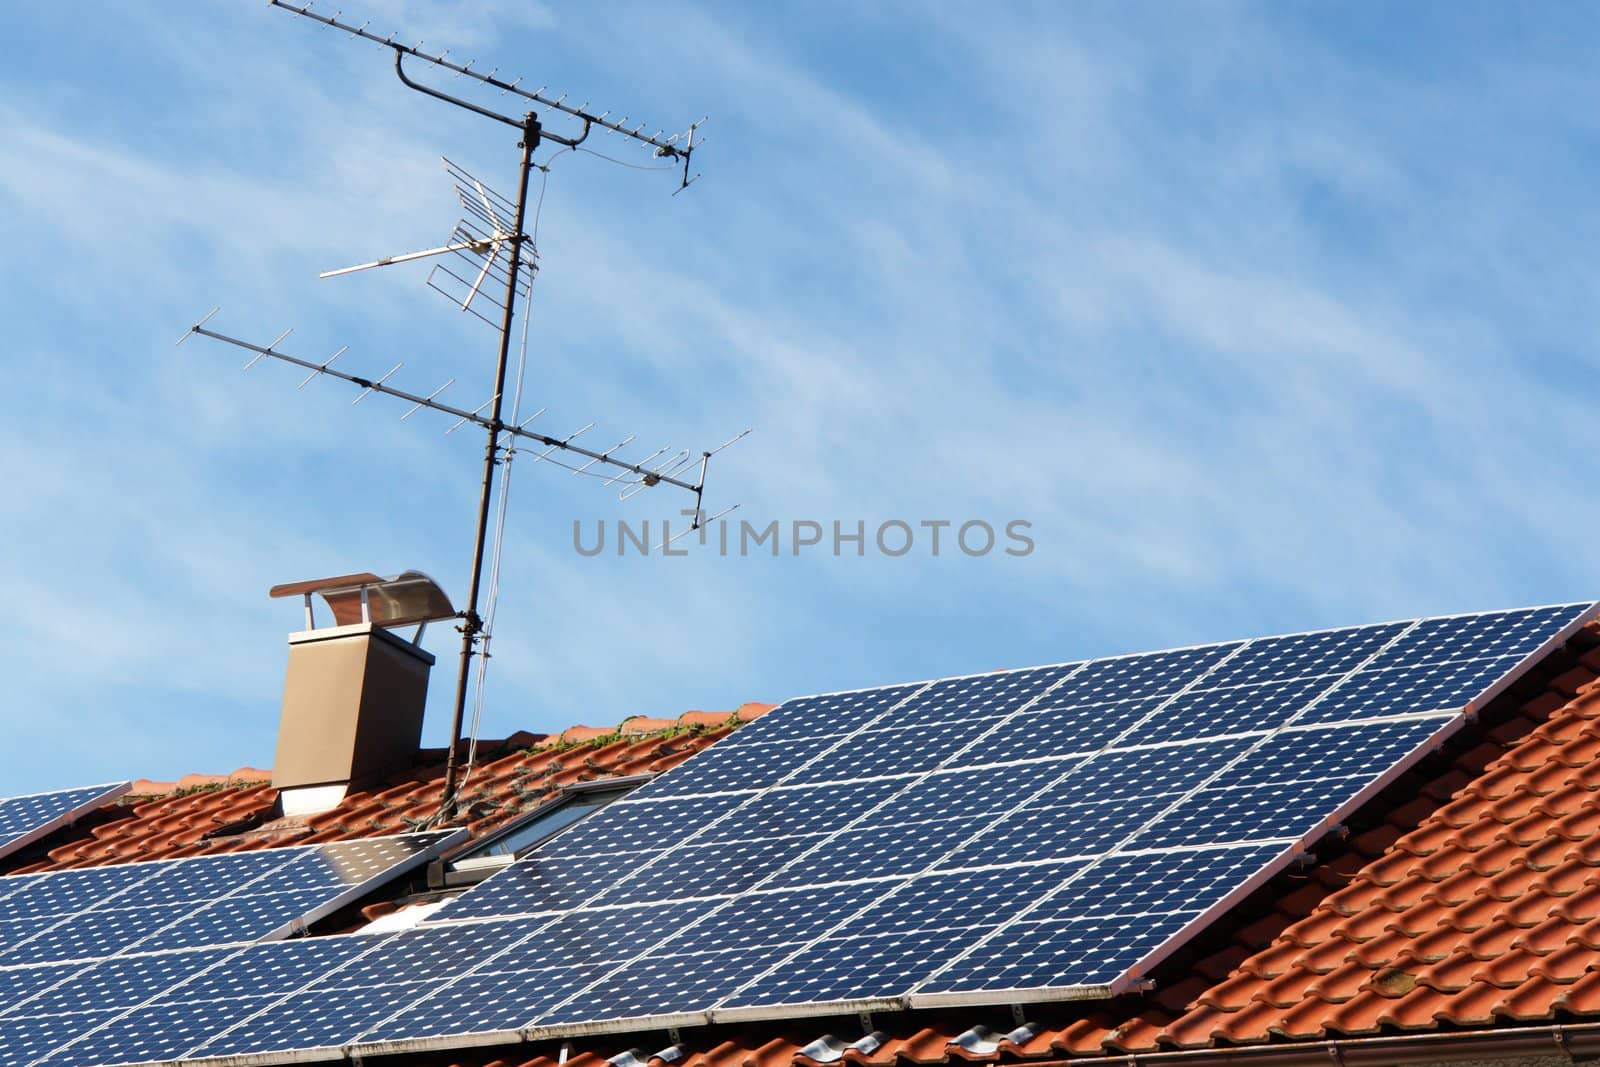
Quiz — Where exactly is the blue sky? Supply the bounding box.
[2,3,1597,792]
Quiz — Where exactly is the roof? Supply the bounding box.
[0,706,773,874]
[9,625,1600,1067]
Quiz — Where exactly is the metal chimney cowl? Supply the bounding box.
[267,571,456,816]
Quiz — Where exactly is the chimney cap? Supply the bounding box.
[270,570,456,629]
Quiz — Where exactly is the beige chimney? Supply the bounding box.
[268,571,456,816]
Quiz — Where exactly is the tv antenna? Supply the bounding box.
[177,1,743,815]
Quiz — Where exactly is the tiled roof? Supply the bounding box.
[12,624,1600,1067]
[0,705,774,875]
[415,623,1600,1067]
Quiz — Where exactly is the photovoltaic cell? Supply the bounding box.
[700,781,905,842]
[0,1012,110,1067]
[762,817,977,884]
[1131,676,1333,744]
[721,684,926,745]
[540,794,748,855]
[435,853,649,920]
[936,794,1174,867]
[721,927,995,1010]
[596,836,821,905]
[190,981,437,1059]
[980,697,1162,763]
[1294,655,1525,724]
[49,998,275,1066]
[1041,643,1240,706]
[361,965,599,1042]
[875,666,1078,729]
[825,719,997,778]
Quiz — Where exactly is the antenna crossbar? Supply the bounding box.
[270,2,703,163]
[184,322,714,495]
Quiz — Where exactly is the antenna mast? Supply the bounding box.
[183,2,735,815]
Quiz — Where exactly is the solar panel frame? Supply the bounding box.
[0,782,130,864]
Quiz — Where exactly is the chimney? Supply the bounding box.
[268,571,456,816]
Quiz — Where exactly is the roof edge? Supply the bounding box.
[1041,1022,1600,1067]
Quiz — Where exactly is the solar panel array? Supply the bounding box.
[0,785,130,863]
[0,833,456,1066]
[0,603,1591,1067]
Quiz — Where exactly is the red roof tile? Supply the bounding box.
[0,703,775,875]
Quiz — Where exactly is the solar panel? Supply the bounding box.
[0,833,460,1065]
[406,602,1592,1038]
[1,604,1591,1065]
[0,835,457,971]
[0,783,129,863]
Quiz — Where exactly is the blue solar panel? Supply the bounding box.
[539,950,783,1025]
[1052,736,1254,797]
[55,941,386,1065]
[0,783,129,863]
[655,884,885,954]
[825,719,998,778]
[721,684,926,744]
[919,845,1285,994]
[50,998,276,1066]
[134,888,337,952]
[431,850,654,919]
[362,965,598,1043]
[833,863,1081,936]
[326,921,529,985]
[721,928,993,1011]
[541,793,748,855]
[918,912,1181,992]
[886,759,1081,820]
[1218,718,1454,788]
[0,833,455,970]
[1131,676,1334,744]
[23,949,237,1014]
[596,836,820,905]
[1371,605,1585,666]
[1042,644,1240,705]
[0,866,144,923]
[937,794,1174,867]
[980,696,1162,763]
[0,962,83,1013]
[19,903,194,964]
[0,1011,111,1067]
[0,834,457,1066]
[532,902,715,965]
[1295,655,1525,724]
[762,817,977,885]
[1199,623,1406,688]
[149,937,375,1003]
[635,739,828,797]
[190,981,436,1059]
[699,781,904,842]
[875,665,1078,729]
[431,603,1593,1036]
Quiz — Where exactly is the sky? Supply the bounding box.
[2,2,1598,792]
